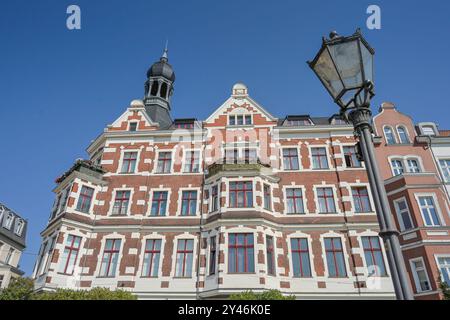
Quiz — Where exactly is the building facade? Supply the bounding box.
[32,51,395,299]
[0,202,27,289]
[373,103,450,299]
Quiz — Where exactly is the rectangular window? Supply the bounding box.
[129,122,137,131]
[317,188,336,213]
[394,199,414,231]
[438,257,450,286]
[141,239,162,277]
[175,239,194,277]
[282,148,299,170]
[43,236,57,272]
[237,115,244,125]
[324,238,347,277]
[76,186,94,213]
[35,242,48,276]
[352,187,372,213]
[244,115,252,125]
[228,233,254,273]
[418,196,441,226]
[5,248,14,265]
[60,185,71,214]
[150,191,168,216]
[183,151,200,173]
[263,184,271,211]
[181,191,198,216]
[229,181,253,208]
[225,149,238,164]
[439,159,450,182]
[311,147,329,169]
[211,185,219,212]
[343,146,362,168]
[156,152,172,173]
[112,190,130,215]
[266,236,276,276]
[391,160,404,176]
[407,159,421,173]
[229,116,236,126]
[291,238,311,277]
[99,239,121,277]
[209,236,217,276]
[121,151,138,173]
[58,235,82,275]
[410,258,431,292]
[286,188,304,214]
[243,149,257,164]
[362,236,387,276]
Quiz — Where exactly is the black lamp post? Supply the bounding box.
[307,29,414,300]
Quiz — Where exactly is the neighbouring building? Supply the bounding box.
[0,202,27,289]
[32,49,396,299]
[373,102,450,300]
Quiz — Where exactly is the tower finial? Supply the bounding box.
[161,40,168,61]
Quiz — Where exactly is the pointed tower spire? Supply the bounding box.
[161,40,168,61]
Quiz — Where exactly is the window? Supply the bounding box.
[282,148,299,170]
[14,219,24,236]
[384,126,396,144]
[51,194,62,219]
[417,196,441,226]
[311,147,329,169]
[210,185,219,212]
[112,191,130,215]
[229,114,252,126]
[406,159,421,173]
[58,235,81,275]
[362,236,387,276]
[141,239,162,277]
[181,191,198,216]
[3,212,14,230]
[266,236,276,276]
[324,238,347,277]
[129,122,137,132]
[183,151,200,173]
[121,151,138,173]
[35,242,48,276]
[43,236,57,272]
[175,239,194,277]
[291,238,311,277]
[410,258,431,292]
[243,148,257,164]
[0,275,3,288]
[150,191,168,216]
[437,257,450,286]
[228,233,254,273]
[391,160,404,176]
[317,188,336,213]
[352,187,372,213]
[229,182,253,208]
[5,248,14,265]
[156,152,172,173]
[286,188,304,214]
[99,239,121,277]
[439,159,450,182]
[224,149,238,164]
[397,126,410,144]
[263,184,271,211]
[343,146,362,168]
[394,199,414,231]
[60,185,71,214]
[286,119,312,126]
[422,125,435,136]
[209,236,217,276]
[76,186,94,213]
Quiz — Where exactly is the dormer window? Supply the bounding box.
[129,122,137,132]
[422,125,436,136]
[14,219,24,236]
[283,115,313,126]
[229,114,252,126]
[173,118,196,129]
[3,212,14,230]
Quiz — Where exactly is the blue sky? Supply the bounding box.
[1,0,450,275]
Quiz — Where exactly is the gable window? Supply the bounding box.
[183,151,200,173]
[397,126,410,144]
[228,233,255,273]
[99,239,121,277]
[121,151,138,173]
[391,160,404,176]
[209,236,217,276]
[362,236,387,276]
[343,146,362,168]
[14,219,24,236]
[384,126,396,144]
[417,196,441,226]
[437,257,450,286]
[282,148,299,170]
[410,258,431,292]
[58,235,82,275]
[291,238,311,277]
[393,199,414,231]
[156,152,172,173]
[210,185,219,212]
[76,186,94,213]
[286,188,304,214]
[406,159,421,173]
[181,191,198,216]
[129,122,138,132]
[311,147,329,169]
[150,191,168,216]
[112,190,131,215]
[352,187,372,213]
[263,184,271,211]
[229,114,252,126]
[324,238,347,277]
[266,235,276,276]
[141,239,162,277]
[3,212,14,230]
[229,181,253,208]
[439,159,450,182]
[5,248,14,265]
[317,188,336,213]
[175,239,194,277]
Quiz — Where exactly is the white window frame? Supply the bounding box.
[282,185,308,214]
[226,179,256,211]
[393,197,414,231]
[137,235,165,278]
[409,257,432,293]
[74,184,97,215]
[177,187,201,217]
[153,149,174,174]
[14,219,24,236]
[313,185,341,214]
[95,234,126,278]
[348,183,375,214]
[319,232,350,278]
[280,146,302,171]
[224,228,257,274]
[414,193,444,227]
[117,148,141,174]
[438,158,450,182]
[389,158,404,176]
[108,188,134,217]
[383,125,397,144]
[181,148,202,174]
[148,187,171,217]
[396,125,411,144]
[3,212,14,230]
[286,231,316,278]
[308,145,332,170]
[434,254,450,286]
[170,234,198,278]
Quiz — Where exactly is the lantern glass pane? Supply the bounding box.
[360,40,374,83]
[328,40,363,89]
[313,47,343,99]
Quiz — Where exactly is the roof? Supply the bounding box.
[0,202,27,248]
[55,159,105,184]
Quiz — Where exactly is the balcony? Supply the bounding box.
[206,158,275,179]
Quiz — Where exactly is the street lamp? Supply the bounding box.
[307,29,414,300]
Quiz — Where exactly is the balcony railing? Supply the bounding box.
[206,158,271,179]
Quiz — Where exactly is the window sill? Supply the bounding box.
[227,272,256,275]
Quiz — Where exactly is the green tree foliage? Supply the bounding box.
[438,274,450,300]
[229,289,295,300]
[0,277,35,300]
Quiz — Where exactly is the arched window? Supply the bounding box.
[150,81,159,96]
[3,212,14,230]
[15,219,24,236]
[160,82,168,99]
[391,159,404,176]
[384,126,396,144]
[397,126,410,144]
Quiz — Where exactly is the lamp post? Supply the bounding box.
[307,29,414,300]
